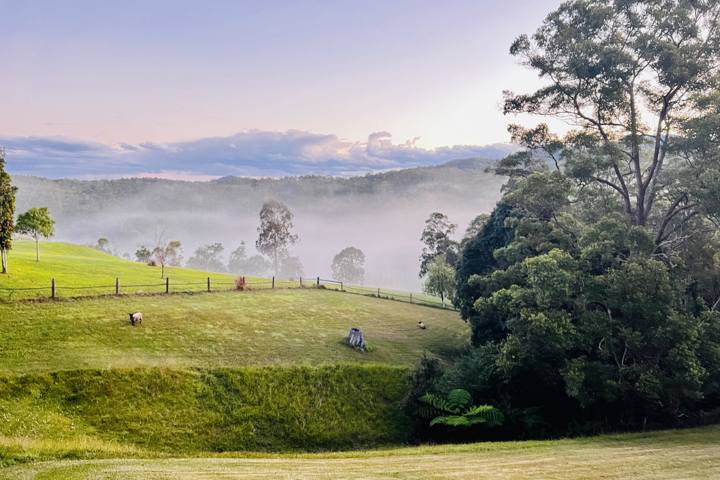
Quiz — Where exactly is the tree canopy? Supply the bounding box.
[0,151,16,273]
[502,0,720,248]
[256,200,298,276]
[16,207,55,262]
[410,0,720,440]
[331,246,366,284]
[187,243,226,272]
[419,212,459,277]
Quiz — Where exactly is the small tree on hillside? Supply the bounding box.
[331,246,366,284]
[0,150,16,273]
[256,200,298,276]
[95,237,111,253]
[423,256,455,305]
[419,212,458,277]
[227,241,272,276]
[135,245,152,263]
[153,239,182,278]
[16,207,55,262]
[187,242,225,272]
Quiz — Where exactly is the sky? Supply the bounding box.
[1,0,563,179]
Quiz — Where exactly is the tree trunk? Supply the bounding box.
[1,249,6,274]
[273,248,279,277]
[35,237,40,262]
[161,262,165,279]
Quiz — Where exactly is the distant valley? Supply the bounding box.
[14,158,504,290]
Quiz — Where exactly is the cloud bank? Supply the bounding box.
[2,130,515,179]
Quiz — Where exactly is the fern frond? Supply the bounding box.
[446,389,472,412]
[419,393,451,414]
[464,405,505,426]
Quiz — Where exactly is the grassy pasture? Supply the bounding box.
[0,241,238,299]
[0,288,467,373]
[3,426,719,479]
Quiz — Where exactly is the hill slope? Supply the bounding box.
[0,240,236,299]
[0,289,467,373]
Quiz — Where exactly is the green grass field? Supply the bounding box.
[0,240,717,479]
[0,240,448,307]
[3,426,718,479]
[0,241,239,299]
[0,288,466,373]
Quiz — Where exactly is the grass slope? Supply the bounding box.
[0,241,237,299]
[0,366,410,463]
[0,289,466,373]
[3,426,719,479]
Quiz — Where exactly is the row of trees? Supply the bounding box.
[409,0,720,439]
[131,200,367,282]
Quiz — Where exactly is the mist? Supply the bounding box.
[13,160,504,291]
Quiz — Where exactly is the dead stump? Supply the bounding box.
[346,327,366,352]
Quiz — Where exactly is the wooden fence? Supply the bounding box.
[0,276,457,310]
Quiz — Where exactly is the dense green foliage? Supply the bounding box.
[0,153,16,274]
[0,365,410,466]
[409,0,720,439]
[418,389,504,428]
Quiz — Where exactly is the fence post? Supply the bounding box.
[410,293,413,304]
[115,277,119,296]
[377,287,380,298]
[166,277,170,294]
[316,276,320,287]
[340,281,343,291]
[51,278,56,299]
[272,276,275,289]
[300,277,303,288]
[207,277,211,292]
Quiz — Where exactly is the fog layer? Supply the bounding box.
[14,159,504,290]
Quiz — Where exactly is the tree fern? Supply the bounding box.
[418,389,504,429]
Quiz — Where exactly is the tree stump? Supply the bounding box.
[346,327,366,352]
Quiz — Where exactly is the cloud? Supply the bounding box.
[2,130,516,179]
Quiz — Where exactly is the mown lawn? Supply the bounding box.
[0,289,467,373]
[3,426,718,479]
[0,241,238,299]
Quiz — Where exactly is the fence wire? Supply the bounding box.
[0,275,456,310]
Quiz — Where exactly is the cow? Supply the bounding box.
[128,312,143,326]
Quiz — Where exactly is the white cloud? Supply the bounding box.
[3,130,516,178]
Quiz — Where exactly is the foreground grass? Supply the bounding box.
[0,289,466,373]
[2,426,718,479]
[0,241,237,299]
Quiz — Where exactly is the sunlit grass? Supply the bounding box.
[2,426,718,479]
[0,287,466,373]
[0,241,239,299]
